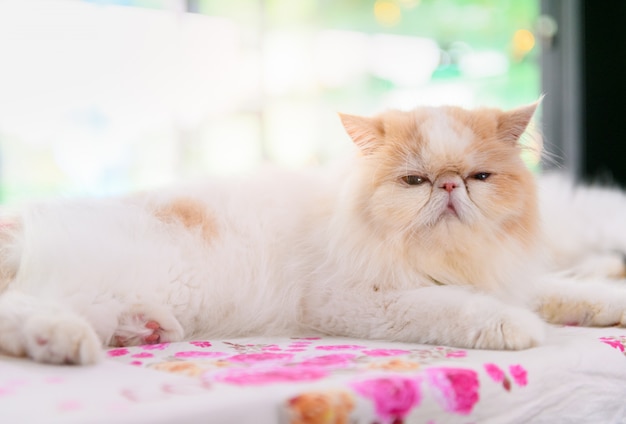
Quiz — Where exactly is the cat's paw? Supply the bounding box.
[113,304,183,347]
[616,307,626,328]
[471,307,546,350]
[22,313,103,365]
[538,285,626,327]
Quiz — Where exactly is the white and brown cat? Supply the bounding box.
[1,101,626,365]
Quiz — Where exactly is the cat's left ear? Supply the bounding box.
[497,97,543,143]
[339,113,385,154]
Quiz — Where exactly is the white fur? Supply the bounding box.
[2,108,626,364]
[0,168,338,362]
[2,167,624,364]
[539,173,626,278]
[419,108,473,157]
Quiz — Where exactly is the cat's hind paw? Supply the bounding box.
[23,313,103,365]
[470,307,546,350]
[113,304,183,347]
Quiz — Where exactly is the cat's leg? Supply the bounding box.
[533,276,626,326]
[0,290,102,364]
[0,217,103,364]
[305,285,546,350]
[112,303,184,347]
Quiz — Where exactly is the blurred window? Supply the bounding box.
[0,0,539,204]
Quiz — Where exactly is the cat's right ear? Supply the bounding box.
[339,113,385,154]
[497,98,542,144]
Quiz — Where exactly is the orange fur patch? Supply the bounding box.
[154,198,218,242]
[537,296,605,326]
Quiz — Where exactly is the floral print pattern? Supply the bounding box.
[483,362,529,392]
[352,376,422,423]
[6,328,626,424]
[600,336,626,354]
[287,390,355,424]
[105,338,517,422]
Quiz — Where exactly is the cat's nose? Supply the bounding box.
[441,182,457,193]
[436,173,463,193]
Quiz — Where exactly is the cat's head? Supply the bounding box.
[339,102,540,267]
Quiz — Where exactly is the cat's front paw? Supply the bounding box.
[471,307,546,350]
[23,313,103,365]
[113,304,184,347]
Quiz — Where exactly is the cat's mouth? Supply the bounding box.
[445,204,458,216]
[442,201,459,218]
[429,197,464,226]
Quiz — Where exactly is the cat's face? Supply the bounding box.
[340,103,540,252]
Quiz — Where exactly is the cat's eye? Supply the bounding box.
[472,172,492,181]
[401,175,428,186]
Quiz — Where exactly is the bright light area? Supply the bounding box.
[0,0,540,204]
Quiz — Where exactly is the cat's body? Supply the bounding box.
[2,102,626,365]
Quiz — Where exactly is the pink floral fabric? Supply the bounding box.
[352,376,422,422]
[426,367,480,415]
[600,336,626,354]
[4,327,626,423]
[105,337,518,422]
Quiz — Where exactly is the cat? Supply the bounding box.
[2,101,626,365]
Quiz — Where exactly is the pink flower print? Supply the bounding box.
[130,361,143,366]
[315,344,366,351]
[107,348,130,357]
[141,343,170,350]
[228,352,294,364]
[162,381,211,395]
[509,365,528,387]
[0,379,28,396]
[131,352,154,359]
[445,350,467,358]
[189,341,212,348]
[261,345,283,352]
[484,363,505,383]
[213,366,327,385]
[301,354,357,368]
[600,337,625,352]
[174,351,228,359]
[287,342,309,352]
[351,376,421,423]
[58,400,82,411]
[361,349,410,357]
[426,367,479,415]
[484,363,511,391]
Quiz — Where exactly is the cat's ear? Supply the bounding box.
[497,97,542,143]
[339,113,385,154]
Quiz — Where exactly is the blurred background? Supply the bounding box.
[0,0,621,205]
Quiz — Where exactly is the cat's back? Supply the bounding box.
[147,165,338,242]
[538,172,626,276]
